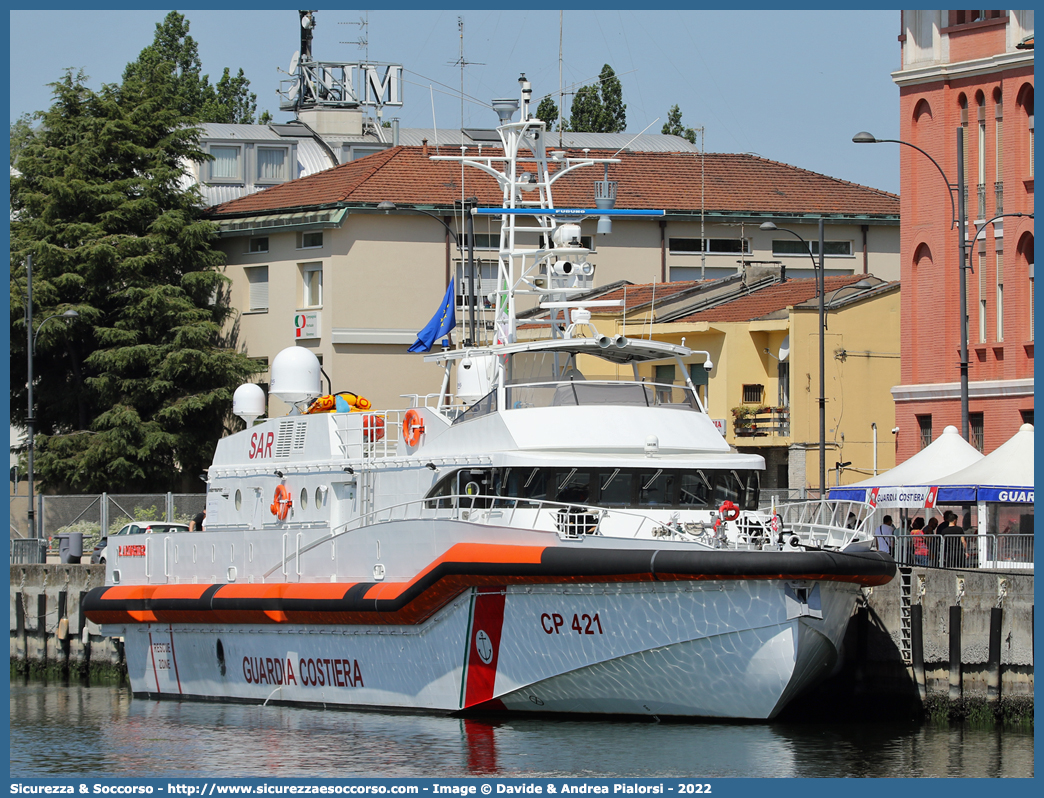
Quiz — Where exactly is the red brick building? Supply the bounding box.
[891,10,1033,461]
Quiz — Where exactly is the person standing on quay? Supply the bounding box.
[910,517,929,566]
[874,515,895,556]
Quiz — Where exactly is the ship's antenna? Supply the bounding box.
[558,11,564,148]
[610,118,661,160]
[450,16,484,135]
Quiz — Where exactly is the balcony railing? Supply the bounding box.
[995,180,1003,214]
[977,183,987,219]
[733,406,790,437]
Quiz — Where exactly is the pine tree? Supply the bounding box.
[10,69,263,493]
[662,104,698,144]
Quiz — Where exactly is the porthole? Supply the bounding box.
[300,487,309,509]
[235,489,242,510]
[315,486,325,507]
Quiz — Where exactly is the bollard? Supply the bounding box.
[987,606,1003,702]
[948,605,963,700]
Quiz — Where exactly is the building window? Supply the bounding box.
[245,266,269,312]
[461,233,499,251]
[947,10,1005,27]
[978,241,987,342]
[996,249,1004,341]
[248,237,269,254]
[742,384,764,404]
[969,412,985,453]
[210,145,242,181]
[256,147,288,183]
[301,263,323,308]
[298,231,323,249]
[669,238,750,255]
[977,98,987,219]
[688,364,709,406]
[995,98,1004,213]
[1020,409,1033,426]
[917,415,932,450]
[654,364,676,403]
[770,240,852,257]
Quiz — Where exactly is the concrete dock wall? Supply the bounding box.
[788,565,1034,720]
[9,564,123,679]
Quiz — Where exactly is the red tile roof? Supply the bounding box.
[209,147,899,218]
[595,280,705,311]
[671,275,889,323]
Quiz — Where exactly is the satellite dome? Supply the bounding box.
[232,383,266,427]
[270,347,322,404]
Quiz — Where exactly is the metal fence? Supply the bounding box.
[877,533,1034,571]
[9,492,207,563]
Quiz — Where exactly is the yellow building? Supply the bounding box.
[575,268,901,497]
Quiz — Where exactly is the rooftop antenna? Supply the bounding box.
[339,13,369,62]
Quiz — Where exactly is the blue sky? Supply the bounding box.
[9,8,902,193]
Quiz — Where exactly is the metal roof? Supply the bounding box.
[396,128,702,153]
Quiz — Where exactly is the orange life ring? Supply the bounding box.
[270,483,292,520]
[402,409,425,447]
[718,500,740,522]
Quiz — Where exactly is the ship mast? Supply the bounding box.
[431,76,629,345]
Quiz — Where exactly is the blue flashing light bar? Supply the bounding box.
[473,208,665,217]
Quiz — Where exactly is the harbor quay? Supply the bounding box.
[10,562,1033,719]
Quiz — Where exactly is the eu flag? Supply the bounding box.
[407,279,456,353]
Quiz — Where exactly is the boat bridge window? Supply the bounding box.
[425,466,759,510]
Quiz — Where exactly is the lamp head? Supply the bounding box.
[759,222,777,231]
[852,132,878,144]
[62,310,79,319]
[377,201,396,212]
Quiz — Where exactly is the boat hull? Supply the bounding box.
[105,577,860,720]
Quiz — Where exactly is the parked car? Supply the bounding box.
[90,521,190,565]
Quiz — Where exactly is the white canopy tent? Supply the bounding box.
[829,425,984,507]
[927,423,1034,503]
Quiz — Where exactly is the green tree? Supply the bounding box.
[10,113,38,169]
[200,67,259,125]
[10,69,263,493]
[567,85,604,132]
[662,104,698,144]
[567,64,627,133]
[597,64,626,133]
[123,11,265,124]
[535,96,558,130]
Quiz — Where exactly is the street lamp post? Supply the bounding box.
[24,253,79,545]
[852,130,971,440]
[377,200,478,345]
[760,220,826,498]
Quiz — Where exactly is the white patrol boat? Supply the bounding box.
[85,77,893,720]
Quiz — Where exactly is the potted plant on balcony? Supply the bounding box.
[732,406,766,435]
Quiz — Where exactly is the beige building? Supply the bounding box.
[207,145,900,417]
